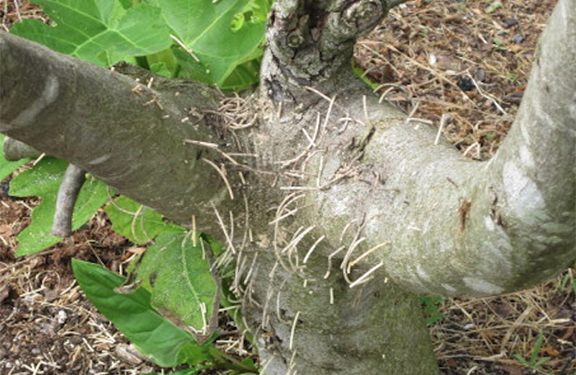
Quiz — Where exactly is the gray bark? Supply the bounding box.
[240,250,439,375]
[0,0,574,374]
[255,0,575,298]
[0,32,241,234]
[52,164,86,237]
[3,136,41,161]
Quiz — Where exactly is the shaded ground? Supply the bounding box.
[0,195,163,375]
[1,0,575,374]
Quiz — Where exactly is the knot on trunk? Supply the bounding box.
[265,0,388,85]
[340,0,386,38]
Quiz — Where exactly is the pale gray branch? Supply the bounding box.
[0,32,240,235]
[52,164,86,237]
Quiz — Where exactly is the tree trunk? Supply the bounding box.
[237,248,440,375]
[0,0,574,374]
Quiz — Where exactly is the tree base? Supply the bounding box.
[241,252,442,375]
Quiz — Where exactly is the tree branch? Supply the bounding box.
[0,32,243,234]
[2,136,41,161]
[52,164,86,237]
[288,0,575,297]
[261,0,389,99]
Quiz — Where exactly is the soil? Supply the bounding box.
[1,0,575,374]
[0,195,164,375]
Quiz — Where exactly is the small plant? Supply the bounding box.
[557,269,576,296]
[492,37,508,51]
[419,295,444,326]
[484,1,502,14]
[506,72,519,82]
[514,331,552,374]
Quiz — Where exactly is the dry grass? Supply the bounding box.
[0,205,164,375]
[356,0,556,160]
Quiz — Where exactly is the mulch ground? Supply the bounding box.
[1,0,575,374]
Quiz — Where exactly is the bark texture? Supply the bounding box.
[1,0,575,374]
[0,32,240,234]
[254,0,575,292]
[241,250,439,375]
[52,164,86,237]
[2,136,41,161]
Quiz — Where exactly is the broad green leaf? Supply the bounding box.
[9,158,109,256]
[148,0,270,85]
[72,259,212,367]
[177,342,218,366]
[173,49,214,85]
[11,0,171,67]
[118,0,134,9]
[0,134,31,182]
[147,47,180,77]
[128,232,219,336]
[105,195,185,245]
[220,59,261,90]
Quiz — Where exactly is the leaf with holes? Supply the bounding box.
[126,232,220,341]
[9,158,109,256]
[72,259,213,367]
[11,0,171,67]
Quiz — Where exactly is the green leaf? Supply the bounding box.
[177,341,218,366]
[530,331,545,364]
[241,357,258,371]
[514,353,530,367]
[11,0,171,67]
[419,295,444,326]
[149,62,172,77]
[148,0,269,85]
[9,158,108,256]
[173,49,214,85]
[117,0,134,9]
[220,59,261,90]
[147,47,180,77]
[0,134,31,182]
[128,232,219,336]
[352,60,379,90]
[425,312,444,326]
[484,1,502,14]
[72,259,211,367]
[534,357,551,367]
[105,195,185,244]
[146,367,214,375]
